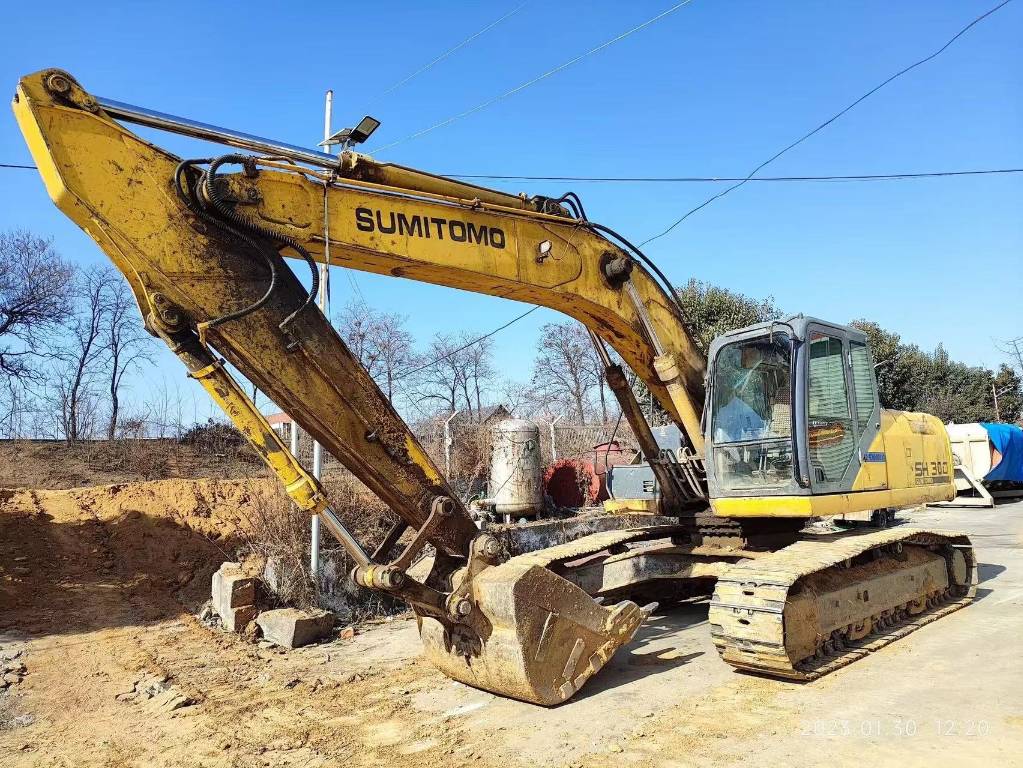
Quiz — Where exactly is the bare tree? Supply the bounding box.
[337,300,416,403]
[414,333,464,415]
[337,300,381,379]
[997,337,1023,377]
[531,322,600,424]
[147,377,171,439]
[146,376,186,439]
[49,266,119,444]
[373,312,416,404]
[461,332,494,417]
[50,373,103,443]
[578,333,610,423]
[0,231,75,380]
[103,274,154,439]
[497,379,542,419]
[409,330,499,422]
[0,231,75,434]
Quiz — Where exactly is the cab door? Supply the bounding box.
[804,325,887,495]
[804,327,859,494]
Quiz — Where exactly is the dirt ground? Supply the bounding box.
[0,479,1020,768]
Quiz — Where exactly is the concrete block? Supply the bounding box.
[256,608,334,649]
[212,563,256,608]
[212,562,257,633]
[222,604,258,633]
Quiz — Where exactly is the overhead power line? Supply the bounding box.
[393,305,540,382]
[6,3,1011,387]
[375,2,529,101]
[371,0,696,153]
[0,163,36,169]
[443,168,1023,183]
[639,0,1016,247]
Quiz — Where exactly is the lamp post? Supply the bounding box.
[307,102,380,582]
[310,89,334,581]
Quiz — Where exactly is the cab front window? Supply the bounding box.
[710,334,794,490]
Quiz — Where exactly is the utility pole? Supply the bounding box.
[443,409,461,479]
[310,89,333,582]
[993,383,1013,423]
[290,418,300,466]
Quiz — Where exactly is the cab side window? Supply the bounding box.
[849,342,875,433]
[807,333,855,483]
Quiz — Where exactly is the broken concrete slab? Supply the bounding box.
[256,608,334,649]
[211,562,257,633]
[212,562,255,609]
[222,605,258,633]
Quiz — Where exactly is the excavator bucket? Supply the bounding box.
[418,557,646,706]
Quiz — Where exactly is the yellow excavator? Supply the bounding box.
[13,69,975,705]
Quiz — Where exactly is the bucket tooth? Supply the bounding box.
[418,558,644,706]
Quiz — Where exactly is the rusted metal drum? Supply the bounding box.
[491,418,543,516]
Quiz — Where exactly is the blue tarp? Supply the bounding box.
[980,422,1023,483]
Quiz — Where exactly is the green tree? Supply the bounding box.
[852,321,1018,424]
[626,281,784,427]
[675,279,782,351]
[920,345,994,423]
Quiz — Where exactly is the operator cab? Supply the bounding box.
[704,316,880,500]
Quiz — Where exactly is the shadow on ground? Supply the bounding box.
[572,601,709,701]
[977,562,1006,584]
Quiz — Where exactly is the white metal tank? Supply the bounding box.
[490,418,543,517]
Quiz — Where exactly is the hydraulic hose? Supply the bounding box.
[545,189,685,332]
[199,154,320,333]
[580,219,702,353]
[173,158,279,332]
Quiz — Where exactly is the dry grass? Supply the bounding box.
[237,484,317,608]
[237,470,406,621]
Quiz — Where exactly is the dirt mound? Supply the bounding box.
[0,478,277,628]
[0,439,267,490]
[0,476,443,767]
[59,477,277,539]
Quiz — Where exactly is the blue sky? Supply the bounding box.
[1,1,1020,421]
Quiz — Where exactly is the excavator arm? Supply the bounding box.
[14,69,710,704]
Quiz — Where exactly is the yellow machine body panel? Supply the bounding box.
[710,409,955,517]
